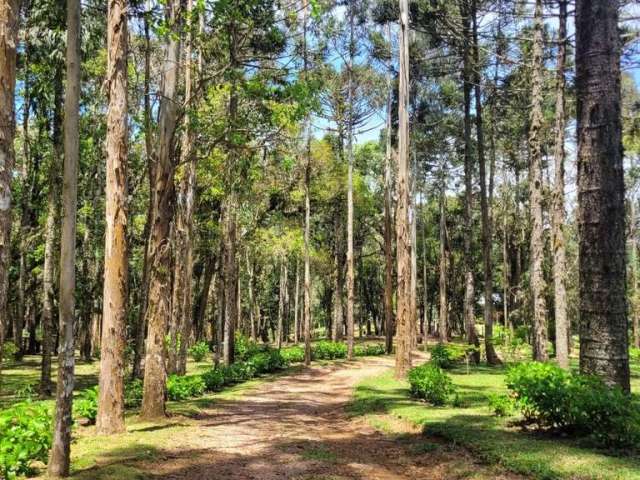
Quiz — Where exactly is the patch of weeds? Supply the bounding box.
[302,446,338,463]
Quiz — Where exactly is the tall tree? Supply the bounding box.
[576,0,630,391]
[0,0,18,377]
[552,0,569,369]
[383,22,394,355]
[48,0,80,473]
[302,0,312,366]
[395,0,412,378]
[528,0,548,362]
[96,0,129,435]
[141,0,181,420]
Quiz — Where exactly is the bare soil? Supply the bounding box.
[135,355,522,480]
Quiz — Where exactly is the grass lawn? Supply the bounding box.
[349,357,640,480]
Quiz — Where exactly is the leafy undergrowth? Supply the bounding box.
[350,364,640,480]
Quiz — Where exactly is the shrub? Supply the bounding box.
[429,343,453,369]
[487,393,514,417]
[506,362,640,448]
[188,341,210,362]
[281,345,305,363]
[1,342,18,361]
[248,350,288,374]
[630,347,640,363]
[125,379,143,407]
[235,333,263,361]
[0,401,52,479]
[312,341,347,360]
[202,368,226,391]
[354,343,386,357]
[408,363,455,406]
[167,374,206,401]
[75,386,99,424]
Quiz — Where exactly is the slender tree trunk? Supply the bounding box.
[576,0,629,391]
[40,71,63,397]
[293,258,300,343]
[472,0,499,364]
[222,196,237,365]
[49,0,80,473]
[438,178,448,343]
[172,0,196,376]
[97,0,129,434]
[383,24,394,354]
[345,0,355,360]
[528,0,549,362]
[460,0,479,360]
[552,0,569,369]
[141,0,181,420]
[395,0,412,378]
[0,0,18,377]
[195,256,215,342]
[410,149,418,350]
[277,259,285,349]
[133,3,155,380]
[332,218,344,341]
[302,0,312,366]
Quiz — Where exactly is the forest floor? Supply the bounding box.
[44,354,522,480]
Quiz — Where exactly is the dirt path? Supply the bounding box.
[141,356,520,480]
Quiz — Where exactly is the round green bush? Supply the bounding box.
[408,363,455,405]
[188,341,210,362]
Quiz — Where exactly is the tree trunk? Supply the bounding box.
[96,0,129,435]
[141,0,181,420]
[222,196,237,365]
[383,23,395,354]
[438,177,448,343]
[172,0,196,376]
[576,0,630,391]
[49,0,80,473]
[460,0,479,361]
[277,259,286,349]
[0,0,18,378]
[345,0,355,360]
[293,258,300,343]
[302,0,312,366]
[40,70,63,397]
[472,0,499,365]
[528,0,549,362]
[195,256,215,342]
[552,0,569,369]
[132,1,155,380]
[395,0,412,378]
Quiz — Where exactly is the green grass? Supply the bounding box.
[349,359,640,480]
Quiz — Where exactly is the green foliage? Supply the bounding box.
[487,393,514,417]
[312,340,347,360]
[429,343,453,369]
[354,343,386,357]
[247,350,289,374]
[201,349,288,392]
[235,333,264,361]
[75,386,99,424]
[202,368,226,392]
[125,379,143,408]
[0,402,52,479]
[280,345,305,363]
[506,362,640,449]
[166,375,206,401]
[630,347,640,363]
[408,363,456,406]
[1,342,18,361]
[188,341,210,362]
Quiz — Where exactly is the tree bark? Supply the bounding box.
[552,0,569,369]
[395,0,412,378]
[383,23,395,354]
[576,0,630,391]
[345,0,355,360]
[460,0,479,361]
[302,0,312,366]
[528,0,549,362]
[438,177,448,343]
[293,258,300,343]
[141,0,181,420]
[40,70,63,397]
[0,0,18,379]
[97,0,129,435]
[49,0,80,473]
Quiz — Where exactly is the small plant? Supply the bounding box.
[0,401,53,479]
[281,345,305,363]
[429,343,452,369]
[167,374,206,401]
[75,386,99,424]
[1,341,18,362]
[408,363,456,406]
[487,393,513,417]
[235,333,263,360]
[312,341,347,360]
[202,368,226,391]
[125,379,144,407]
[188,341,210,362]
[354,343,386,357]
[506,362,640,448]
